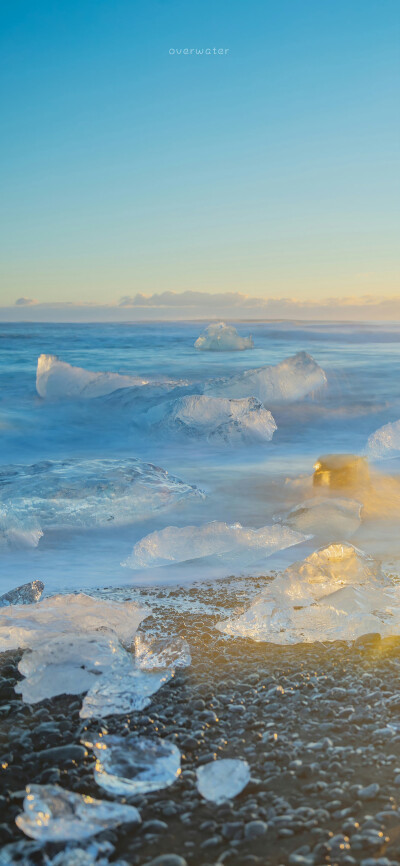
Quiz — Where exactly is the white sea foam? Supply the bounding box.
[204,351,327,403]
[147,394,277,444]
[194,322,254,351]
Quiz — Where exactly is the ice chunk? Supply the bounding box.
[15,784,140,841]
[36,354,149,400]
[0,458,203,530]
[80,666,173,719]
[0,580,44,608]
[0,593,149,653]
[368,419,400,458]
[194,322,253,351]
[204,351,326,403]
[123,521,307,572]
[134,635,191,669]
[313,454,370,489]
[276,498,362,539]
[196,758,250,803]
[85,733,181,796]
[0,507,43,550]
[149,395,276,445]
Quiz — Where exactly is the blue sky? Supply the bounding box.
[0,0,399,316]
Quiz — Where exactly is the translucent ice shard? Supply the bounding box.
[0,507,43,550]
[123,521,307,572]
[204,351,326,404]
[80,667,173,719]
[15,783,140,841]
[196,758,250,803]
[368,419,400,458]
[0,458,203,530]
[86,734,181,796]
[276,498,362,539]
[134,635,191,670]
[36,354,149,400]
[194,322,254,351]
[150,395,276,445]
[0,593,149,653]
[0,580,44,608]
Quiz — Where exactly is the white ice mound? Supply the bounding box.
[0,458,202,530]
[123,521,308,572]
[0,580,44,608]
[216,543,400,644]
[0,593,149,653]
[196,758,250,803]
[36,354,149,400]
[194,322,254,351]
[85,733,181,797]
[16,784,140,841]
[204,351,326,403]
[276,498,362,539]
[150,394,277,444]
[368,419,400,458]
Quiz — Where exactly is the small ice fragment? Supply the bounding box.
[0,507,43,550]
[150,394,276,445]
[368,419,400,458]
[276,498,362,539]
[36,354,149,400]
[196,758,250,803]
[87,734,181,796]
[0,581,44,608]
[42,840,116,865]
[123,521,307,572]
[134,635,191,670]
[15,784,141,841]
[194,323,253,352]
[80,667,173,719]
[204,351,326,404]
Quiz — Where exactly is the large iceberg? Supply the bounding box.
[36,354,149,400]
[122,521,308,573]
[16,784,140,841]
[148,394,277,445]
[194,322,254,351]
[275,497,362,539]
[204,351,326,403]
[85,733,181,797]
[0,458,203,531]
[368,419,400,458]
[216,543,400,644]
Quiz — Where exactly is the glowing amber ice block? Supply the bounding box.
[313,454,370,490]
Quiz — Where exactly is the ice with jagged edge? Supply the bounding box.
[85,733,181,797]
[0,580,44,608]
[147,394,277,445]
[275,498,362,539]
[194,322,254,351]
[0,458,203,531]
[196,759,250,803]
[216,543,400,644]
[15,784,140,841]
[0,839,122,866]
[368,419,400,458]
[122,521,308,573]
[0,506,43,550]
[134,635,191,669]
[204,351,326,403]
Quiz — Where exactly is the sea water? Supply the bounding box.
[1,320,400,596]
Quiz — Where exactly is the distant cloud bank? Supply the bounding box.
[0,291,399,321]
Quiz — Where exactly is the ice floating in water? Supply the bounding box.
[123,521,308,572]
[276,498,362,539]
[149,395,276,445]
[0,458,202,530]
[0,593,149,653]
[0,507,43,550]
[196,758,250,803]
[86,734,181,797]
[80,666,173,719]
[204,351,326,404]
[194,322,254,351]
[134,635,191,669]
[15,784,140,841]
[216,543,400,644]
[0,580,44,608]
[368,419,400,458]
[36,354,149,400]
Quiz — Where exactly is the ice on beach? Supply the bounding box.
[80,666,173,719]
[368,419,400,458]
[36,354,149,400]
[122,521,308,572]
[0,580,44,608]
[194,322,254,351]
[276,498,362,539]
[150,394,277,444]
[204,351,326,404]
[135,635,191,669]
[15,784,140,841]
[196,758,250,803]
[0,593,149,653]
[86,734,181,797]
[0,507,43,550]
[216,543,400,644]
[0,458,203,530]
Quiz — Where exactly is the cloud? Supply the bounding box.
[119,291,248,308]
[15,297,38,306]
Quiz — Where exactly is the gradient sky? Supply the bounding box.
[0,0,399,310]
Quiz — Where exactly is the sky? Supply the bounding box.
[0,0,399,320]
